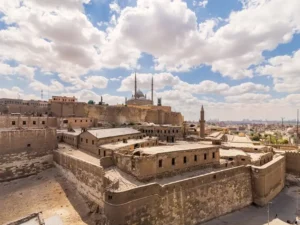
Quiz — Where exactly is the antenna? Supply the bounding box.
[281,117,284,130]
[41,90,43,100]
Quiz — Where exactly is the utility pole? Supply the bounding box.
[281,117,285,130]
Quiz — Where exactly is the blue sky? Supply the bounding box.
[1,0,300,121]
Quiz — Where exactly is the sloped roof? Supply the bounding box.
[87,128,140,139]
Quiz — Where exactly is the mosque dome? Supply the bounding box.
[286,127,295,134]
[136,89,145,98]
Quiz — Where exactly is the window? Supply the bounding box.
[159,159,163,168]
[27,144,31,147]
[172,158,175,165]
[23,121,26,125]
[75,120,77,123]
[42,121,45,125]
[108,195,112,200]
[33,121,36,125]
[86,120,88,122]
[213,152,215,159]
[80,120,82,122]
[204,153,207,160]
[90,120,92,122]
[81,138,83,142]
[92,140,94,145]
[12,121,16,125]
[183,156,187,164]
[86,139,88,143]
[194,155,197,162]
[104,150,106,157]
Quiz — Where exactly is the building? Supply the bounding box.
[113,143,220,181]
[49,96,77,103]
[200,105,205,138]
[126,73,154,106]
[58,117,95,129]
[78,128,145,155]
[0,98,48,107]
[0,116,57,129]
[138,124,182,142]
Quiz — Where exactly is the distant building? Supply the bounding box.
[49,96,77,103]
[0,98,48,107]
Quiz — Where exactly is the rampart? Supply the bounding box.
[50,102,183,125]
[0,128,57,181]
[53,150,105,205]
[251,155,285,206]
[104,166,253,225]
[286,151,300,175]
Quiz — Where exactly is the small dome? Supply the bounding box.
[136,89,145,98]
[287,127,295,134]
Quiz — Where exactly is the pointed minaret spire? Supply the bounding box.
[134,71,137,99]
[200,105,205,138]
[151,75,154,105]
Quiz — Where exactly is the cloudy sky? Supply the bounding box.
[1,0,300,121]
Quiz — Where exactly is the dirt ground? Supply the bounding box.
[0,167,99,225]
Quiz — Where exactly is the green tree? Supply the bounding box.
[88,100,95,105]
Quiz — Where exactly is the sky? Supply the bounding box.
[0,0,300,121]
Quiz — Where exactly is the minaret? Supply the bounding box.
[134,72,137,99]
[151,76,154,105]
[200,105,205,138]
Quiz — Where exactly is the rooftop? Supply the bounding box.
[57,129,82,136]
[220,149,248,157]
[87,128,140,139]
[222,142,266,149]
[139,143,217,155]
[100,137,157,150]
[226,134,252,143]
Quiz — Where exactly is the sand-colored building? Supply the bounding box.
[49,96,77,103]
[138,124,182,142]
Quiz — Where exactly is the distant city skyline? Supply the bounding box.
[1,0,300,120]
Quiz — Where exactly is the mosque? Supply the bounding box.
[126,73,161,106]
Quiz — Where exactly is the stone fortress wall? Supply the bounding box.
[50,102,184,125]
[53,147,286,225]
[285,151,300,175]
[0,128,57,181]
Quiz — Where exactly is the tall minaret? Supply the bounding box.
[200,105,205,138]
[151,75,154,105]
[134,72,137,99]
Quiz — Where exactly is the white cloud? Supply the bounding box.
[118,72,180,92]
[0,86,38,100]
[29,80,64,92]
[0,62,35,80]
[199,0,208,8]
[225,93,272,103]
[109,1,121,14]
[257,49,300,93]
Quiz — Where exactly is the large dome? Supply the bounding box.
[136,89,145,98]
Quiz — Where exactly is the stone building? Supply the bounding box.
[0,115,57,128]
[58,117,95,129]
[78,128,145,155]
[137,124,182,142]
[49,96,77,103]
[113,143,220,181]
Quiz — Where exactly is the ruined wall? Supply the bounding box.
[251,155,285,206]
[0,129,57,181]
[104,166,253,225]
[50,102,183,125]
[286,151,300,175]
[0,116,57,128]
[53,150,105,205]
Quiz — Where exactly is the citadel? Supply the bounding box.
[0,78,300,225]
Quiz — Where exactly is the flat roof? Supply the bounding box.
[220,149,248,157]
[226,135,252,143]
[57,129,82,136]
[222,142,266,149]
[87,128,140,139]
[139,143,217,155]
[100,137,157,150]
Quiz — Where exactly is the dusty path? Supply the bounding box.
[0,168,95,225]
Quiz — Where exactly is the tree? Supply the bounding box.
[88,100,95,105]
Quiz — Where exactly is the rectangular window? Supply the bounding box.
[23,121,26,125]
[81,138,83,142]
[204,153,207,160]
[183,156,187,164]
[42,121,45,125]
[27,144,31,147]
[80,120,82,122]
[172,158,175,165]
[75,120,77,123]
[86,120,88,122]
[159,159,162,168]
[12,121,16,125]
[33,121,36,125]
[104,150,106,157]
[213,152,215,159]
[92,140,94,145]
[86,139,88,143]
[194,155,197,162]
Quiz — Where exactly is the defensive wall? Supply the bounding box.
[53,148,286,225]
[0,116,57,128]
[53,150,105,205]
[0,104,48,115]
[285,151,300,175]
[50,102,183,125]
[0,128,57,181]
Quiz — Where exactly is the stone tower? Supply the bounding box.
[200,105,205,138]
[151,75,154,105]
